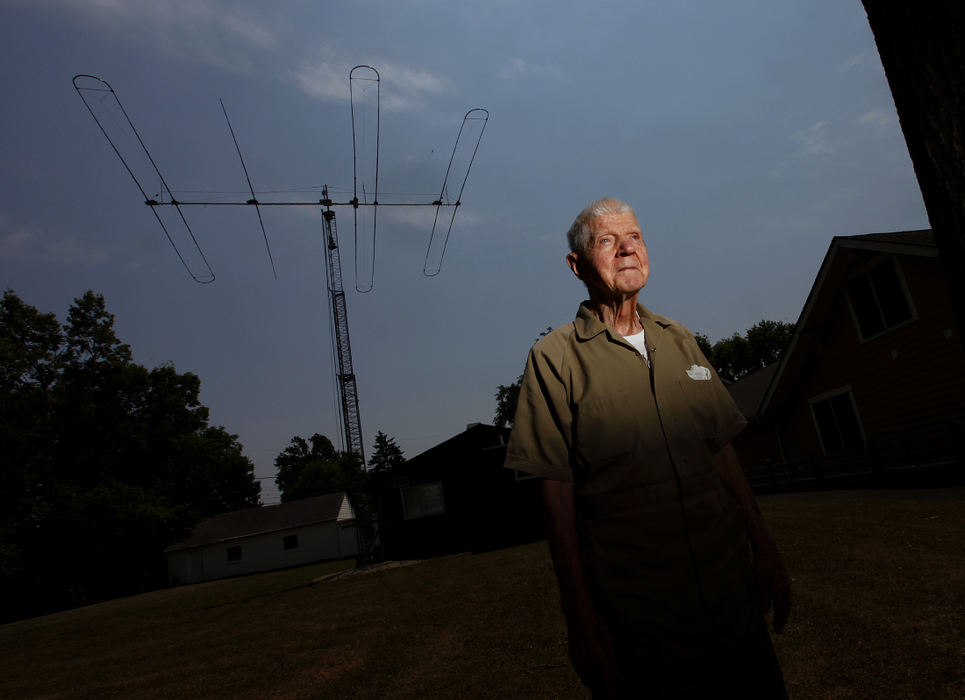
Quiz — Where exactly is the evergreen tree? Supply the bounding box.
[368,431,406,474]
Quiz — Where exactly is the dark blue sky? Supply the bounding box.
[0,1,927,502]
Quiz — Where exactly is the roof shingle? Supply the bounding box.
[165,492,350,552]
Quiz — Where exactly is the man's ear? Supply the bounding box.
[566,251,583,280]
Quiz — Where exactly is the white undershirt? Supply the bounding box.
[624,327,650,365]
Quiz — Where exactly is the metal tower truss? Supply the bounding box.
[73,66,489,472]
[321,189,365,463]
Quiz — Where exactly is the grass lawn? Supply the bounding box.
[1,495,962,698]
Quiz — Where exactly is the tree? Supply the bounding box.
[0,290,260,622]
[274,433,355,502]
[368,431,405,474]
[272,432,378,559]
[698,320,794,382]
[494,377,522,429]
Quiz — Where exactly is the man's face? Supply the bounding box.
[567,211,649,300]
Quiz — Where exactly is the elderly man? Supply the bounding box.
[505,198,790,698]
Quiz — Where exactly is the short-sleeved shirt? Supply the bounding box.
[505,302,757,680]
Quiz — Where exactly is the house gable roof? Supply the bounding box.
[405,423,510,466]
[726,362,779,418]
[759,229,936,416]
[165,492,352,552]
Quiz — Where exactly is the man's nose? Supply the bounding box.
[618,237,635,254]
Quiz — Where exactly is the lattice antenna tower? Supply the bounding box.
[73,67,488,466]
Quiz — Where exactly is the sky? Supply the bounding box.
[0,1,928,504]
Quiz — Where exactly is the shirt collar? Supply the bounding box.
[573,301,672,342]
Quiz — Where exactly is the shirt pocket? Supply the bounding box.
[572,390,638,466]
[672,377,722,456]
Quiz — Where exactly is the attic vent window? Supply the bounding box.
[810,388,865,455]
[226,545,242,562]
[401,481,446,520]
[283,535,299,550]
[847,259,913,340]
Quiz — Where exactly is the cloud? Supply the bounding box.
[378,62,448,112]
[499,57,564,81]
[837,51,869,72]
[500,58,528,80]
[0,228,35,256]
[856,108,894,134]
[289,52,349,102]
[289,55,448,112]
[792,121,833,156]
[0,226,109,266]
[223,14,277,50]
[380,206,440,231]
[379,205,479,232]
[42,0,278,71]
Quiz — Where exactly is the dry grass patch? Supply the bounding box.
[1,495,962,698]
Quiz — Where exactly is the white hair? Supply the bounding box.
[566,197,635,254]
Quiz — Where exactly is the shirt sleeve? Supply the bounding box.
[707,373,748,454]
[693,336,747,454]
[504,342,574,482]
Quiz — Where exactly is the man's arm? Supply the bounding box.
[541,479,623,695]
[713,444,791,633]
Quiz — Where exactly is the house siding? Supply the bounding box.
[166,493,360,585]
[374,425,544,560]
[735,237,965,488]
[780,254,964,462]
[168,521,359,585]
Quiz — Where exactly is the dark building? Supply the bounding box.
[373,423,543,560]
[729,230,965,491]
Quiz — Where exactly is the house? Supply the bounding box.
[373,423,544,560]
[730,230,965,491]
[165,492,359,585]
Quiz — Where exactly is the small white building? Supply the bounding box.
[165,492,359,585]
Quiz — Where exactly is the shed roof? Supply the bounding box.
[165,492,351,552]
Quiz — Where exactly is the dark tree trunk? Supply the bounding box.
[862,1,965,352]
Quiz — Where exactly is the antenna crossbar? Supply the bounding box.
[142,200,458,207]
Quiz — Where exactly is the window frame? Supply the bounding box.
[400,481,446,521]
[808,386,866,456]
[845,257,916,342]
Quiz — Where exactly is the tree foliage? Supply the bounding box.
[368,431,406,474]
[274,433,354,502]
[494,378,522,429]
[696,319,795,382]
[0,290,260,621]
[273,432,378,559]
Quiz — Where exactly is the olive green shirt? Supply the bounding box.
[505,302,756,676]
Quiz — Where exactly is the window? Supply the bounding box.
[283,535,298,550]
[810,389,865,455]
[846,259,913,340]
[226,545,242,562]
[401,481,446,520]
